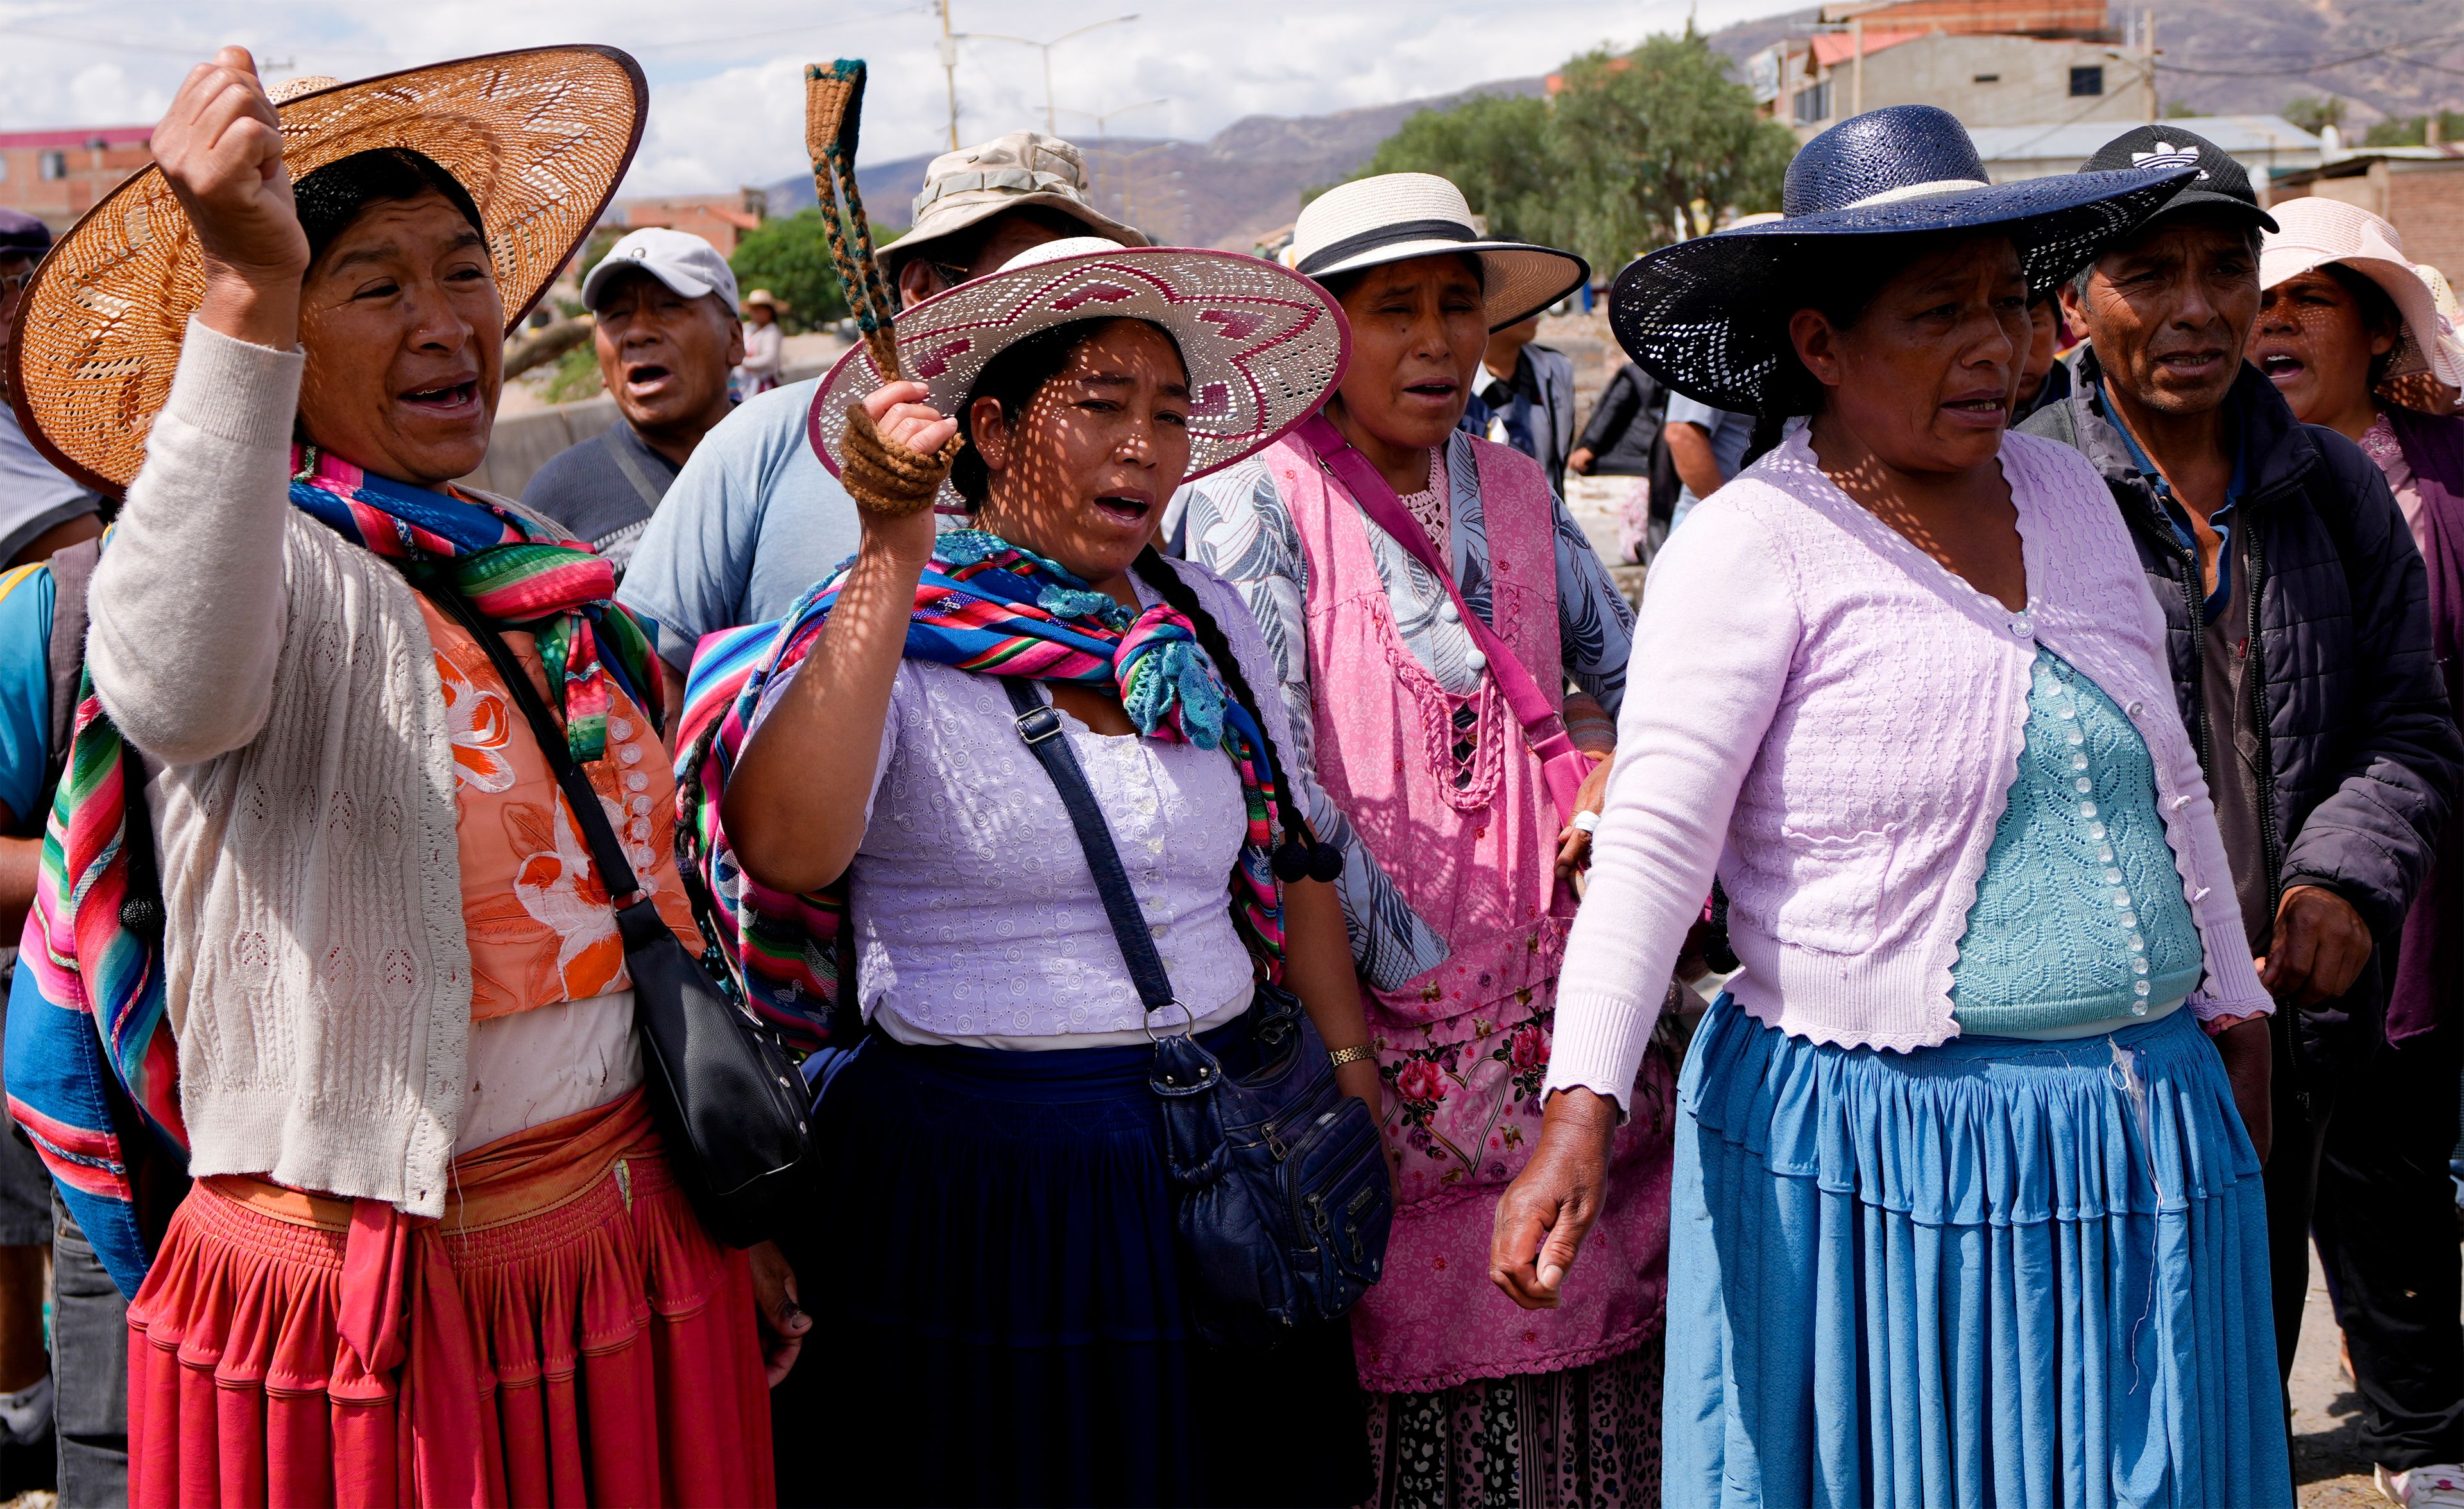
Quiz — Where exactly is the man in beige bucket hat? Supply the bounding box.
[877,130,1146,307]
[617,126,1145,697]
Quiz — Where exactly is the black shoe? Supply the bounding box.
[0,1418,57,1498]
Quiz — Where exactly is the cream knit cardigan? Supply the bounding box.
[89,322,471,1217]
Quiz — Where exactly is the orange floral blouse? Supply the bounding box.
[417,598,700,1021]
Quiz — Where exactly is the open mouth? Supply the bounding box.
[624,363,672,392]
[1091,493,1152,526]
[399,379,480,415]
[2257,352,2306,380]
[1943,392,2008,420]
[2152,350,2228,379]
[1402,379,1458,402]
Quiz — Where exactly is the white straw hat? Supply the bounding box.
[807,237,1349,510]
[2261,196,2464,391]
[1288,173,1587,331]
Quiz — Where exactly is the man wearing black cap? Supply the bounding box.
[2023,125,2464,1494]
[0,211,102,568]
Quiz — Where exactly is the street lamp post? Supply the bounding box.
[955,15,1139,136]
[1059,99,1167,206]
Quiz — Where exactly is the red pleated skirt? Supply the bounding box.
[126,1090,774,1508]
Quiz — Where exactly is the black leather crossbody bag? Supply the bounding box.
[424,582,809,1248]
[1000,679,1391,1347]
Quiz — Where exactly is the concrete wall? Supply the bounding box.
[1795,33,2151,135]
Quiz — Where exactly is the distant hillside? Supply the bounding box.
[767,76,1547,252]
[759,0,2459,255]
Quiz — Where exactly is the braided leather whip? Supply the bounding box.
[806,59,959,515]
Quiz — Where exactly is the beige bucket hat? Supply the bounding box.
[882,130,1147,279]
[2261,196,2464,392]
[8,46,646,495]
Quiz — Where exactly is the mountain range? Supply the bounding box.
[766,0,2463,252]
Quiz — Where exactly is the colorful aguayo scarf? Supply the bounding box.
[22,447,661,1159]
[677,529,1287,1048]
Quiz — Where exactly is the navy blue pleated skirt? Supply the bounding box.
[771,1012,1371,1508]
[1666,996,2291,1509]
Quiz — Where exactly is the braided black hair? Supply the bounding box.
[1130,548,1340,882]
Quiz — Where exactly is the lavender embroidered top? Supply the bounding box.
[751,556,1312,1049]
[1546,428,2273,1108]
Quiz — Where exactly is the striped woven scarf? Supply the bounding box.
[22,447,662,1160]
[676,530,1287,1048]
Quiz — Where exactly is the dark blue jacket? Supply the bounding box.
[2021,351,2461,1091]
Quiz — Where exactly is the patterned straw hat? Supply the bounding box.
[807,237,1349,511]
[6,46,647,496]
[1609,105,2193,413]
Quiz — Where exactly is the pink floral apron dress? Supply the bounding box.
[1269,433,1678,1402]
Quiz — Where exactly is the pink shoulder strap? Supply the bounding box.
[1294,413,1587,823]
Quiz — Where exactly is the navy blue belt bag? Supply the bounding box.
[1002,680,1391,1348]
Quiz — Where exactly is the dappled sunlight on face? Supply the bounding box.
[1334,254,1488,454]
[2251,270,2393,429]
[973,318,1192,593]
[296,191,504,488]
[1801,234,2028,484]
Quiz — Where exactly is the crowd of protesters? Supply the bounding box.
[0,37,2460,1509]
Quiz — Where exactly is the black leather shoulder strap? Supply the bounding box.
[998,678,1179,1017]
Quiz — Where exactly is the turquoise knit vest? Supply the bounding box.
[1951,648,2203,1032]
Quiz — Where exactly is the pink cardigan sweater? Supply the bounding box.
[1546,428,2273,1108]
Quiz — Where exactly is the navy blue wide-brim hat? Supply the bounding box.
[1609,105,2195,414]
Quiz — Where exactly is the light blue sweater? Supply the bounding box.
[1953,648,2205,1033]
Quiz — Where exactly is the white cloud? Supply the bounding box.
[0,0,1797,194]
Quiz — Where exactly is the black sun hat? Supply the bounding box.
[1607,105,2194,413]
[2076,124,2279,234]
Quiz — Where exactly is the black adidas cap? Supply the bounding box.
[2077,125,2279,233]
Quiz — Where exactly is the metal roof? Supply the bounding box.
[1967,115,2321,166]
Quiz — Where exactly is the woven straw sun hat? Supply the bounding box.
[2259,196,2464,393]
[7,46,647,496]
[1609,105,2194,413]
[806,237,1349,512]
[1288,173,1587,331]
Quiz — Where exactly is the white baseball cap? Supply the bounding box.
[581,227,740,312]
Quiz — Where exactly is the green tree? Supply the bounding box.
[1361,93,1566,247]
[1544,33,1795,271]
[2282,95,2346,137]
[2363,109,2464,148]
[727,209,855,333]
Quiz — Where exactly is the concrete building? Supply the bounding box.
[0,125,154,234]
[2267,154,2464,286]
[1971,116,2323,182]
[1750,0,2155,141]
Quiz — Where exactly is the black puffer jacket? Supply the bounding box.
[2021,352,2461,1091]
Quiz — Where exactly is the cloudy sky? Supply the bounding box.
[1,0,1798,194]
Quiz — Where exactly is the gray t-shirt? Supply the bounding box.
[615,375,863,669]
[2201,527,2271,955]
[1663,395,1755,512]
[520,421,680,576]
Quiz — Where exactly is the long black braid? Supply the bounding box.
[1130,548,1342,883]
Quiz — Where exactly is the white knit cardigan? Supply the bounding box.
[88,322,472,1216]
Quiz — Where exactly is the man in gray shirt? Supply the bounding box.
[522,228,743,574]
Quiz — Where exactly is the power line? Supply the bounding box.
[2151,25,2464,78]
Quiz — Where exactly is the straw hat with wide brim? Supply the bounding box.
[2260,196,2464,393]
[742,288,789,312]
[7,46,647,496]
[807,237,1349,513]
[1289,173,1588,332]
[1610,105,2194,413]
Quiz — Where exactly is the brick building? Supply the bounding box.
[601,190,767,257]
[0,125,155,234]
[2264,155,2464,288]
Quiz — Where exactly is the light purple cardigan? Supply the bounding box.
[1546,427,2273,1108]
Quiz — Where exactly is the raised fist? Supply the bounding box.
[155,47,309,291]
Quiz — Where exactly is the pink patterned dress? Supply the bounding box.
[1179,429,1677,1508]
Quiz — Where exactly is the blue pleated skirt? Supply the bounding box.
[1664,997,2291,1509]
[771,1013,1371,1508]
